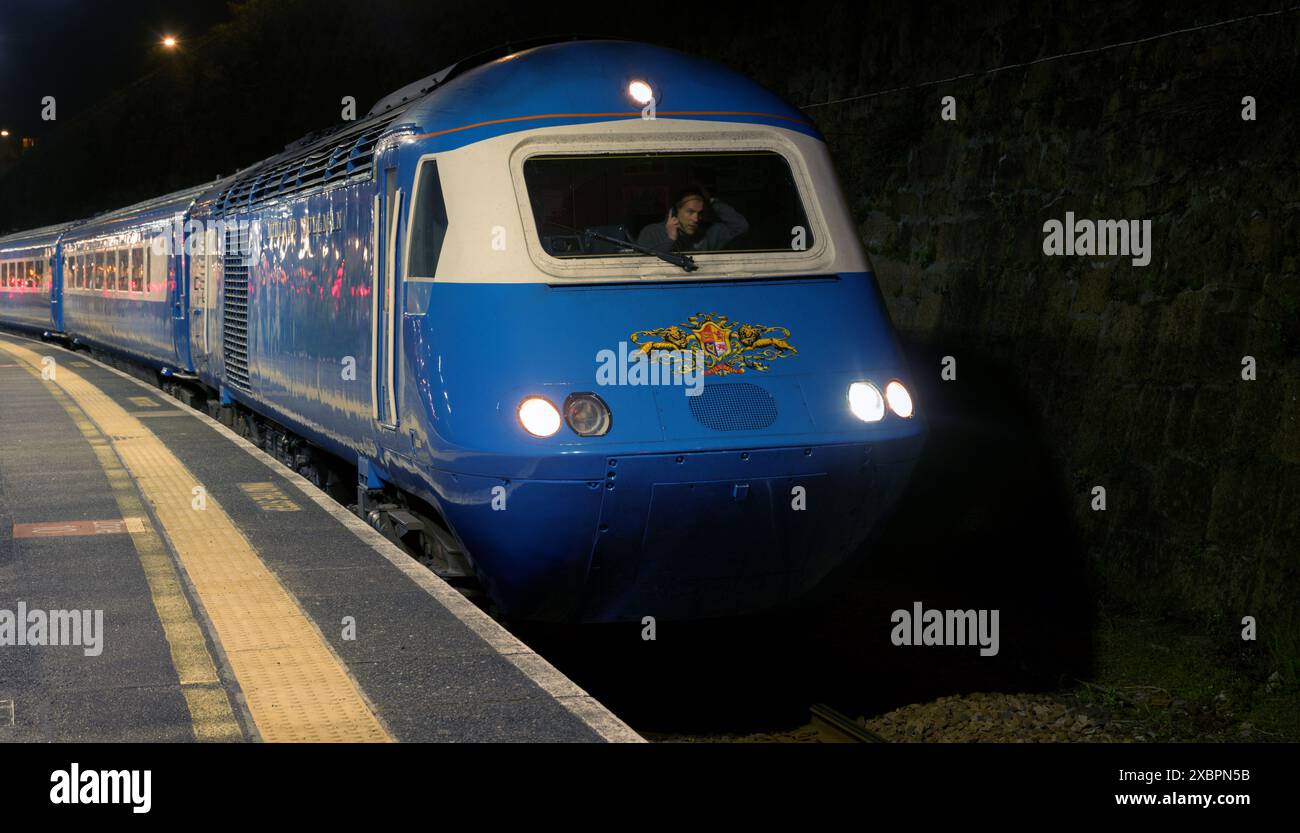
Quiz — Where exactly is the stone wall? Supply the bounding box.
[700,0,1299,643]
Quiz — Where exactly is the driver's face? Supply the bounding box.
[676,197,705,234]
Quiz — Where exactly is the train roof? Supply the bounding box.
[397,39,820,147]
[211,38,817,214]
[205,38,594,214]
[0,218,85,249]
[63,178,237,240]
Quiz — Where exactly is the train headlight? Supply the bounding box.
[885,380,914,418]
[628,80,654,105]
[848,382,885,423]
[518,397,562,438]
[564,393,612,437]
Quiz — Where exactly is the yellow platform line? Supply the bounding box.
[4,353,241,741]
[0,339,391,743]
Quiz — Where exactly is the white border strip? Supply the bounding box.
[17,335,644,743]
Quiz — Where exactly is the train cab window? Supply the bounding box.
[117,250,131,292]
[522,150,814,262]
[408,160,448,278]
[131,248,144,293]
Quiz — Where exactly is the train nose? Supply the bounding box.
[576,439,921,622]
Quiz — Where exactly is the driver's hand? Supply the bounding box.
[665,212,680,241]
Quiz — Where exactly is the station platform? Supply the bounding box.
[0,332,641,743]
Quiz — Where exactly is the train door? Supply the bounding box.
[372,147,403,432]
[49,245,63,332]
[172,227,193,372]
[189,223,218,377]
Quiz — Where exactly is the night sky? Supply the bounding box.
[0,0,236,138]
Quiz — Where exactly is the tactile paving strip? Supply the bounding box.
[0,339,391,743]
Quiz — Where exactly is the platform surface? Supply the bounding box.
[0,332,640,743]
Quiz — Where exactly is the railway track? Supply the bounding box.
[810,703,889,743]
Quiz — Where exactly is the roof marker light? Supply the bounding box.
[628,80,654,105]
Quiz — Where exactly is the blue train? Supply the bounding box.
[0,39,925,622]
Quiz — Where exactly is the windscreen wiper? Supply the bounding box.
[544,220,698,272]
[581,228,698,273]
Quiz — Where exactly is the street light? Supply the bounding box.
[0,130,9,138]
[162,36,178,49]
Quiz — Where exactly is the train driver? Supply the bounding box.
[636,185,748,254]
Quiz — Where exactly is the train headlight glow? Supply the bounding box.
[628,80,654,104]
[564,393,612,437]
[518,397,562,438]
[848,382,885,423]
[885,380,914,418]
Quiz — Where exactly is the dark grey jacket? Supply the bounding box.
[635,199,749,254]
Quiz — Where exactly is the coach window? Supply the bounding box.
[147,249,167,296]
[106,251,118,292]
[34,260,44,290]
[130,248,144,293]
[93,251,105,290]
[117,249,130,292]
[408,159,449,279]
[80,254,89,289]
